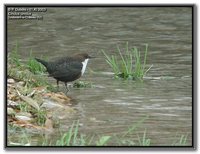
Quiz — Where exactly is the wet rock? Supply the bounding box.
[43,92,71,104]
[17,81,25,86]
[7,78,15,84]
[7,93,19,101]
[15,112,32,121]
[15,115,32,121]
[41,99,64,109]
[9,142,31,146]
[51,107,75,120]
[7,100,18,107]
[7,107,16,115]
[17,112,32,117]
[18,92,40,111]
[45,115,53,130]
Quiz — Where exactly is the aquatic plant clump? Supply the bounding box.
[102,43,152,80]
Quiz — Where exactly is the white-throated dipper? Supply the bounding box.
[35,53,93,93]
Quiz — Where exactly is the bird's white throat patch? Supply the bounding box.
[81,58,89,75]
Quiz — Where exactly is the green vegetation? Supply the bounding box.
[73,81,93,88]
[8,117,190,146]
[102,43,152,80]
[8,126,31,146]
[9,53,44,87]
[17,102,29,112]
[26,50,46,74]
[8,43,55,127]
[172,133,188,146]
[56,121,80,146]
[8,43,55,89]
[137,129,151,146]
[122,115,148,137]
[34,109,47,126]
[8,42,46,75]
[55,121,111,146]
[14,99,47,126]
[9,41,21,67]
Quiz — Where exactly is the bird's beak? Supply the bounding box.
[89,55,96,59]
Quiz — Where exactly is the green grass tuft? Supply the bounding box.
[7,43,53,88]
[56,121,80,146]
[96,136,111,146]
[8,41,21,67]
[73,81,93,88]
[137,129,151,146]
[27,50,46,74]
[172,133,188,146]
[102,43,152,80]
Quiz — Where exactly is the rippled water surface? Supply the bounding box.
[7,7,192,146]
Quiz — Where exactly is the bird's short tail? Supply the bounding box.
[35,58,48,68]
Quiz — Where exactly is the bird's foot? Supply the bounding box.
[64,82,69,95]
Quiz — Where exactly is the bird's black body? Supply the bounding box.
[35,53,91,92]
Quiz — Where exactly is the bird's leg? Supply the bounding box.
[64,82,69,93]
[56,80,59,90]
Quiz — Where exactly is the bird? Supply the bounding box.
[35,53,93,93]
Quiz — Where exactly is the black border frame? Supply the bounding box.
[4,4,196,150]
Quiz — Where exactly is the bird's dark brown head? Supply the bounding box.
[73,53,94,61]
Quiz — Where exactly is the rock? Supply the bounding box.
[43,92,71,104]
[7,108,16,115]
[17,81,25,86]
[18,94,40,111]
[45,116,53,130]
[41,99,64,109]
[15,115,32,121]
[7,78,15,84]
[7,100,18,107]
[15,112,32,121]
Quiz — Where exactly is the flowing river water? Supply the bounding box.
[7,7,192,146]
